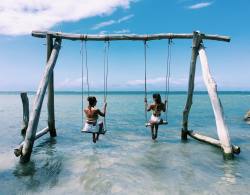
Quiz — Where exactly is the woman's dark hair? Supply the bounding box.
[87,96,97,107]
[153,93,162,104]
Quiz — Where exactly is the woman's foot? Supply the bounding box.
[151,132,155,140]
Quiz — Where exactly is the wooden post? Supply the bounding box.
[20,92,29,135]
[20,38,62,163]
[182,31,202,140]
[14,127,49,157]
[198,44,233,159]
[47,34,57,137]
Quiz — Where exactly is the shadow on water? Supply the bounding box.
[12,137,64,192]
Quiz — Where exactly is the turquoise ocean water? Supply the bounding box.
[0,91,250,194]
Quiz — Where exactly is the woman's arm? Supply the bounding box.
[84,109,89,116]
[98,103,107,117]
[147,104,153,112]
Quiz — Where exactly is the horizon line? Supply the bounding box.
[1,90,250,93]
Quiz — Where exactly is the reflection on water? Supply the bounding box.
[13,161,36,177]
[12,138,63,192]
[0,93,250,194]
[220,161,241,185]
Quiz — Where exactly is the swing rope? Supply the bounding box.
[81,40,90,129]
[164,39,172,121]
[80,41,85,128]
[103,40,110,130]
[85,41,90,97]
[106,41,110,102]
[144,40,148,123]
[103,41,110,103]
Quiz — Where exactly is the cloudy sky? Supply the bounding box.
[0,0,249,91]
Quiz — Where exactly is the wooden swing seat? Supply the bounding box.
[145,120,168,127]
[81,129,107,135]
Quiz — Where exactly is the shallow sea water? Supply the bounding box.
[0,92,250,195]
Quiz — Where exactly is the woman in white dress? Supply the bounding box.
[146,93,167,140]
[82,96,107,143]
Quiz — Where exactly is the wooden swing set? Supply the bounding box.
[14,30,240,163]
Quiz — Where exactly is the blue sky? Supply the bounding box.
[0,0,249,91]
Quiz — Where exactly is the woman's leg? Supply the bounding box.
[151,125,154,140]
[96,122,103,141]
[154,124,159,140]
[96,133,100,141]
[98,122,104,131]
[152,124,157,140]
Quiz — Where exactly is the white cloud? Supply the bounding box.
[114,29,130,33]
[57,77,83,89]
[99,30,108,35]
[126,77,188,86]
[91,14,134,30]
[126,76,204,87]
[188,2,213,10]
[98,29,131,35]
[117,14,134,23]
[127,77,165,86]
[57,77,106,90]
[56,76,210,90]
[92,20,116,30]
[0,0,134,36]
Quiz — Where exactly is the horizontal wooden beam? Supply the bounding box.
[32,31,230,42]
[188,130,221,146]
[14,127,49,157]
[188,130,240,154]
[35,127,50,140]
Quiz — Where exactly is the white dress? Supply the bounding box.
[150,114,162,124]
[82,122,99,133]
[82,121,103,133]
[149,103,164,124]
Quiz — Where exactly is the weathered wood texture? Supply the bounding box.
[32,31,230,42]
[182,31,202,140]
[47,34,57,137]
[244,110,250,121]
[20,38,62,163]
[198,44,233,158]
[20,92,29,134]
[188,130,240,154]
[188,130,221,146]
[14,127,49,157]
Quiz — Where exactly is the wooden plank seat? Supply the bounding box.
[81,129,107,135]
